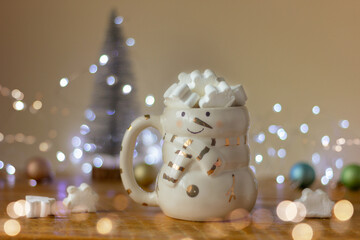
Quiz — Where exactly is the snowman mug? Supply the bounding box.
[120,106,257,221]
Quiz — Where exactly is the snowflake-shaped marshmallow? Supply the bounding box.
[178,69,220,96]
[295,188,334,218]
[199,81,235,108]
[164,82,200,108]
[26,195,56,218]
[63,183,99,213]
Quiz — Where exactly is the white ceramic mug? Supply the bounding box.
[120,106,257,221]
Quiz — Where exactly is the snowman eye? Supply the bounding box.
[181,112,185,117]
[206,112,210,117]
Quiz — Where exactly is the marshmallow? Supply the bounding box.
[63,183,99,213]
[231,84,247,106]
[164,83,200,108]
[199,81,235,108]
[25,195,56,218]
[178,69,219,96]
[295,188,334,218]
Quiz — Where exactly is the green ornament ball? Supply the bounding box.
[134,162,157,187]
[340,164,360,191]
[289,162,316,189]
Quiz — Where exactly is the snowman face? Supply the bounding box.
[161,107,249,138]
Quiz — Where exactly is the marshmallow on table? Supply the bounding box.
[26,195,55,218]
[295,188,334,218]
[164,83,200,108]
[63,183,99,213]
[231,84,247,106]
[199,81,235,108]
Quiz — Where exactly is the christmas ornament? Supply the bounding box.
[26,195,56,218]
[289,162,315,189]
[26,156,53,181]
[63,183,99,213]
[295,188,334,218]
[134,162,157,187]
[340,164,360,190]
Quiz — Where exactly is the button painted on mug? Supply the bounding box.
[186,185,199,197]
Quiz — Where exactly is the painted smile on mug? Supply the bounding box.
[187,117,213,134]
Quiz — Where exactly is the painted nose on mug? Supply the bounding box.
[119,106,257,221]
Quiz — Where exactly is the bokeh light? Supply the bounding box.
[14,200,26,217]
[56,151,66,162]
[72,136,82,147]
[268,125,278,134]
[13,101,25,111]
[267,147,276,157]
[3,219,21,236]
[276,175,285,184]
[255,154,263,164]
[89,64,98,74]
[59,77,69,87]
[145,95,155,106]
[85,109,96,121]
[335,158,343,169]
[113,194,129,211]
[0,160,4,169]
[312,106,320,115]
[333,200,354,221]
[252,208,274,229]
[39,142,50,152]
[126,38,135,46]
[321,176,329,185]
[273,103,282,112]
[81,163,92,174]
[29,179,37,187]
[339,120,349,129]
[122,84,132,94]
[254,132,266,143]
[73,148,83,159]
[32,100,42,110]
[300,123,309,134]
[106,76,116,86]
[11,89,24,100]
[292,223,313,240]
[6,164,16,175]
[114,16,124,25]
[80,124,90,135]
[277,148,286,158]
[311,153,320,165]
[321,135,330,147]
[228,208,251,230]
[97,218,113,235]
[99,54,109,66]
[277,128,287,140]
[7,202,18,218]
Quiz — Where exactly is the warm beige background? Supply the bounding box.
[1,1,360,179]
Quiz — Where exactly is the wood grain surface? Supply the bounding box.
[0,176,359,240]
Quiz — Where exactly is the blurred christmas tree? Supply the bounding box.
[85,10,138,169]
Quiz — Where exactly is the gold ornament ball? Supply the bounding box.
[26,156,53,181]
[134,162,157,187]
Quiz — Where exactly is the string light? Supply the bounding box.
[299,123,309,134]
[89,64,98,74]
[73,148,83,159]
[122,84,132,94]
[325,167,333,179]
[93,156,103,168]
[255,154,263,164]
[311,153,320,165]
[312,105,320,115]
[59,78,69,87]
[321,135,330,147]
[56,151,66,162]
[321,176,329,185]
[339,120,349,129]
[11,89,24,100]
[106,76,116,86]
[277,148,286,158]
[6,164,16,175]
[277,128,287,140]
[99,55,109,66]
[254,132,266,143]
[276,175,285,184]
[32,100,43,110]
[126,38,135,46]
[81,163,92,174]
[273,103,282,113]
[13,101,25,111]
[145,95,155,106]
[114,16,124,25]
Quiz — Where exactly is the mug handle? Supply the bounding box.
[120,114,162,206]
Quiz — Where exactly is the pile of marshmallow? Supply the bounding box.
[164,69,247,108]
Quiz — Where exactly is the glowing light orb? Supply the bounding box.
[59,78,69,87]
[3,219,21,236]
[11,89,24,100]
[277,148,286,158]
[273,103,282,112]
[122,84,132,94]
[97,218,113,234]
[89,64,98,74]
[321,135,330,147]
[13,101,25,111]
[126,38,135,46]
[277,128,287,140]
[312,105,320,115]
[73,148,83,159]
[334,200,354,221]
[276,175,285,184]
[56,151,66,162]
[321,176,329,185]
[6,164,16,175]
[85,109,96,121]
[254,132,266,143]
[292,223,313,240]
[325,168,333,179]
[32,100,42,110]
[145,95,155,106]
[312,153,320,165]
[267,147,276,157]
[0,160,4,169]
[93,157,103,168]
[39,142,50,152]
[339,120,349,129]
[81,163,92,174]
[114,16,123,25]
[335,158,343,169]
[99,54,109,66]
[80,124,90,135]
[255,154,263,164]
[106,76,116,86]
[71,136,82,147]
[300,123,309,134]
[268,125,278,134]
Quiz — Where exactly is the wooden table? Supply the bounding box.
[0,176,359,239]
